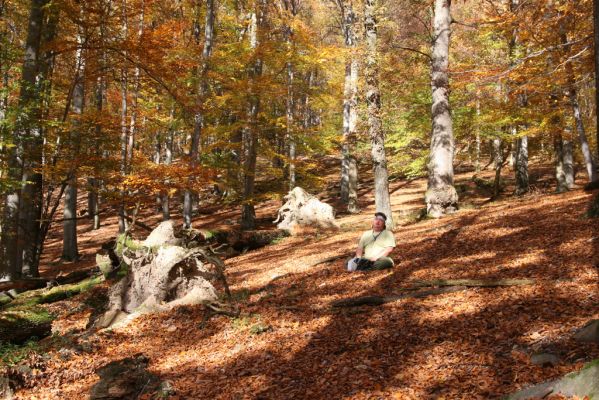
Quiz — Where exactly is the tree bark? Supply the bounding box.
[162,107,175,221]
[340,0,359,213]
[364,0,393,229]
[62,26,86,262]
[554,134,571,193]
[561,27,598,183]
[119,0,129,234]
[594,0,599,159]
[184,0,215,229]
[425,0,458,217]
[1,0,51,280]
[492,137,503,198]
[241,6,264,230]
[514,135,529,195]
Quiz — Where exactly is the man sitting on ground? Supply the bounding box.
[347,212,396,272]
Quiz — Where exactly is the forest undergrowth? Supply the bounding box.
[8,163,599,399]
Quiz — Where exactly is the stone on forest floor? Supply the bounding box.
[89,355,160,400]
[274,187,338,232]
[573,319,599,343]
[505,359,599,400]
[530,352,559,367]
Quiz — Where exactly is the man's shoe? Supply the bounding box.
[347,258,358,272]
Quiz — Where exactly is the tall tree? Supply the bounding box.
[183,0,215,229]
[63,18,86,262]
[425,0,458,217]
[1,0,51,279]
[594,0,599,159]
[339,0,359,213]
[364,0,393,229]
[241,2,264,230]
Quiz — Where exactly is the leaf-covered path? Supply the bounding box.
[15,169,599,399]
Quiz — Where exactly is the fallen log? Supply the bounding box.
[0,269,97,294]
[332,286,466,307]
[331,279,538,308]
[0,279,47,293]
[407,278,535,288]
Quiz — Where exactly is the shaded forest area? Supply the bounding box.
[1,0,599,398]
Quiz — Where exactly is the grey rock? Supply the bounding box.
[89,355,159,400]
[573,319,599,344]
[530,352,559,367]
[505,359,599,400]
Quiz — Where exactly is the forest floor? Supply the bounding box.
[9,160,599,399]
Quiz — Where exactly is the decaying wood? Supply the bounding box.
[331,279,537,308]
[407,278,536,288]
[332,286,466,308]
[93,221,233,329]
[0,269,97,293]
[0,279,47,292]
[306,254,347,268]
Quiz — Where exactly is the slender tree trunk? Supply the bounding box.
[340,1,359,213]
[594,0,599,159]
[62,26,86,261]
[162,110,174,221]
[492,137,503,198]
[425,0,458,217]
[283,0,298,191]
[561,28,598,182]
[364,0,393,229]
[475,96,481,174]
[241,7,263,230]
[1,0,52,280]
[567,87,596,182]
[563,137,574,189]
[555,134,569,193]
[514,135,529,195]
[119,0,129,234]
[287,61,295,190]
[127,1,144,174]
[183,0,215,229]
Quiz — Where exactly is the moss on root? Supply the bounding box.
[0,276,102,345]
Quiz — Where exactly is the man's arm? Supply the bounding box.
[355,245,363,258]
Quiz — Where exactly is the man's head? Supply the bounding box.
[372,212,387,232]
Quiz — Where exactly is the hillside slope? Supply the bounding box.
[14,166,599,399]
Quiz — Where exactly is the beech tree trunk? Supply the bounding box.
[119,0,129,234]
[62,27,86,262]
[425,0,458,217]
[364,0,393,229]
[492,138,503,198]
[0,0,50,280]
[594,0,599,159]
[241,6,264,230]
[162,107,175,221]
[183,0,215,229]
[561,27,598,183]
[340,0,359,213]
[554,134,574,193]
[514,135,529,195]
